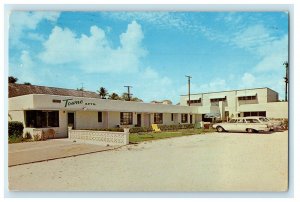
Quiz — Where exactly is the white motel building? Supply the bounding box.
[8,83,288,138]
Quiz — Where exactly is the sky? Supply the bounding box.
[9,11,288,104]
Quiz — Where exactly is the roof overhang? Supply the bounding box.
[209,95,226,99]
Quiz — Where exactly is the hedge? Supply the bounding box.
[157,124,195,131]
[129,127,153,133]
[8,121,24,138]
[84,124,195,134]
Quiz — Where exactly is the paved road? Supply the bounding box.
[8,139,118,166]
[9,131,288,191]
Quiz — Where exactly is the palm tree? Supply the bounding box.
[9,76,18,83]
[121,93,129,101]
[109,92,121,100]
[131,97,143,102]
[97,87,108,99]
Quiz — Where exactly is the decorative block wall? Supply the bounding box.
[68,127,129,146]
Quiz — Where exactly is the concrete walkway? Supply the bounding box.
[8,139,118,167]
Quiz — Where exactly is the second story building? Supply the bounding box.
[180,87,286,121]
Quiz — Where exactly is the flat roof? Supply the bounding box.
[180,87,277,96]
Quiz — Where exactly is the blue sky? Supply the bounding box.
[9,11,288,103]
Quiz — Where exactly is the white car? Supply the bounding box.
[250,116,282,131]
[212,117,270,133]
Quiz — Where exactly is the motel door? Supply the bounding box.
[190,115,193,124]
[137,114,142,127]
[68,112,75,129]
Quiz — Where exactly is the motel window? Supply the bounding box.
[210,97,226,102]
[187,98,201,105]
[154,113,163,124]
[120,112,133,125]
[238,96,256,101]
[25,110,59,128]
[98,112,103,122]
[181,114,188,123]
[243,111,266,117]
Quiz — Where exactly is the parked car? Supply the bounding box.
[212,117,270,133]
[249,116,282,131]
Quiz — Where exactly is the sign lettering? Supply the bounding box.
[62,99,96,107]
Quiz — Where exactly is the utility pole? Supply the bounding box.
[185,75,192,106]
[81,83,84,97]
[124,85,132,101]
[283,62,288,101]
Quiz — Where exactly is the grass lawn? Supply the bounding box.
[8,136,33,144]
[129,128,215,144]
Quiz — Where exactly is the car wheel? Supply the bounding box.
[247,128,254,133]
[216,126,224,132]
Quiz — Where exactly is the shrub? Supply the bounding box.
[129,127,153,133]
[158,124,195,131]
[8,121,24,138]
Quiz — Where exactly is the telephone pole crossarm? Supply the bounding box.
[124,85,132,101]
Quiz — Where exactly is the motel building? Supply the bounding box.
[8,83,288,138]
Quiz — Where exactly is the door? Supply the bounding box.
[67,112,75,129]
[137,114,142,127]
[190,114,193,124]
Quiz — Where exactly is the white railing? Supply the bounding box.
[68,127,129,146]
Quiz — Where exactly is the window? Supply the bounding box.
[25,110,59,128]
[187,98,201,105]
[237,119,245,123]
[120,112,133,125]
[243,111,266,117]
[154,113,163,124]
[98,112,102,122]
[229,119,237,123]
[171,113,174,121]
[181,114,188,123]
[210,97,226,106]
[238,96,256,101]
[210,97,226,102]
[48,111,59,127]
[246,119,260,123]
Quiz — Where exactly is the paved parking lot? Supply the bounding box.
[9,131,288,191]
[8,139,118,166]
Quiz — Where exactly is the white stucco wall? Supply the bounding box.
[75,111,104,129]
[238,102,288,118]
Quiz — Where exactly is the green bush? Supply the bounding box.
[129,127,153,133]
[8,121,24,138]
[158,124,195,131]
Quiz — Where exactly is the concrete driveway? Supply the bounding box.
[8,139,118,167]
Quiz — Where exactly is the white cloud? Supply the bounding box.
[39,21,147,73]
[9,11,60,48]
[254,34,288,72]
[11,51,36,83]
[241,73,256,86]
[133,67,174,102]
[232,24,276,51]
